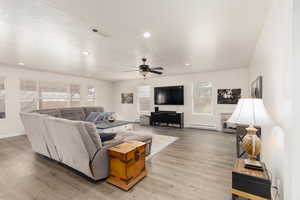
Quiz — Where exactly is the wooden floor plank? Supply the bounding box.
[0,126,235,200]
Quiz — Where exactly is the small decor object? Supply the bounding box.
[106,141,147,191]
[217,89,241,104]
[108,115,115,122]
[227,98,272,170]
[121,93,133,104]
[251,76,263,98]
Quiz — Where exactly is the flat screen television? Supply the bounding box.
[154,86,184,105]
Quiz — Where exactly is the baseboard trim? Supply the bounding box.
[185,124,218,131]
[0,133,25,139]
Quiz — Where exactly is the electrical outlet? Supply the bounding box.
[276,178,281,190]
[273,178,281,199]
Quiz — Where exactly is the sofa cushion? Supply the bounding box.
[81,122,102,149]
[20,113,51,157]
[21,113,60,161]
[98,112,114,121]
[43,117,96,177]
[59,107,86,121]
[85,112,101,122]
[82,107,104,118]
[33,109,62,118]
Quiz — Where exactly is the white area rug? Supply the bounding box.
[131,129,178,159]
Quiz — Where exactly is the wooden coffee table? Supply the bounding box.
[96,121,134,133]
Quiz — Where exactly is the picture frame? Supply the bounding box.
[217,89,241,104]
[121,93,134,104]
[251,76,263,99]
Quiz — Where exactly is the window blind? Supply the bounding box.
[138,86,151,112]
[193,82,213,114]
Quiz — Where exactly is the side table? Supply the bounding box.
[231,159,271,200]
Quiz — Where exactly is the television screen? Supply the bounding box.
[154,86,184,105]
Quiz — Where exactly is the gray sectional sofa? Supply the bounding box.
[20,107,152,181]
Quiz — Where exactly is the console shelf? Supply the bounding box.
[150,111,184,129]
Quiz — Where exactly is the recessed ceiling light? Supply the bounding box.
[18,62,25,66]
[143,32,151,38]
[82,51,89,56]
[185,63,190,67]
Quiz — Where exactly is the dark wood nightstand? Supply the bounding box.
[231,159,271,200]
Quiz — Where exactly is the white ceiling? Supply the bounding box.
[0,0,271,81]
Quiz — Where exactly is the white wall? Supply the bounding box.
[291,0,300,199]
[248,0,293,199]
[0,64,113,138]
[112,68,249,130]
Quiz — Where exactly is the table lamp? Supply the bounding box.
[227,98,272,169]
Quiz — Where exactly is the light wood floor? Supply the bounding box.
[0,126,236,200]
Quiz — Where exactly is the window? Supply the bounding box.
[0,77,5,119]
[70,84,81,107]
[193,82,213,114]
[20,80,38,112]
[138,86,151,113]
[39,82,69,109]
[20,80,82,110]
[87,85,96,106]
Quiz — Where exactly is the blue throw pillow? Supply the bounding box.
[104,112,114,120]
[99,133,117,142]
[97,112,114,121]
[86,112,101,122]
[97,112,106,121]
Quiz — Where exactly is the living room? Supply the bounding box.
[0,0,299,199]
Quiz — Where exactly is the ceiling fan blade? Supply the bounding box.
[121,70,140,72]
[149,70,163,75]
[90,26,110,38]
[151,67,164,70]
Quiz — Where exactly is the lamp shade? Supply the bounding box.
[227,98,272,126]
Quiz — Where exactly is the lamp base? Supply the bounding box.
[242,125,261,160]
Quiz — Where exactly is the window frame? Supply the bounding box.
[87,85,96,106]
[137,85,152,114]
[70,84,81,107]
[19,79,39,112]
[38,81,70,109]
[192,81,214,116]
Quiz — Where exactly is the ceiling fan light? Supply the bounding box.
[143,32,151,38]
[140,71,148,77]
[82,51,89,56]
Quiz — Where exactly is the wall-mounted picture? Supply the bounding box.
[121,93,133,104]
[217,89,241,104]
[251,76,263,98]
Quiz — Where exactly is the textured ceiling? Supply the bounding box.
[0,0,271,81]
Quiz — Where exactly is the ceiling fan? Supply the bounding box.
[123,58,164,78]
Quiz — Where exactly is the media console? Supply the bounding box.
[150,111,184,129]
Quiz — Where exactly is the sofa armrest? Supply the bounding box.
[90,140,123,180]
